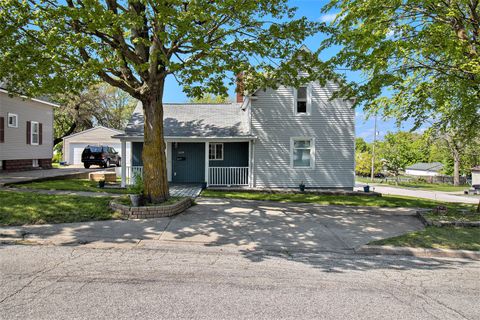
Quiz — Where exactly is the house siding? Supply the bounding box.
[209,142,248,167]
[0,91,54,162]
[251,81,355,189]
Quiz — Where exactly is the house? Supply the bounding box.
[405,162,444,177]
[472,166,480,186]
[0,88,56,171]
[114,80,355,189]
[62,126,131,166]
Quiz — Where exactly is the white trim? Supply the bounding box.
[293,84,312,116]
[205,142,209,185]
[32,159,39,167]
[290,137,315,169]
[31,121,39,145]
[208,142,224,161]
[113,136,257,143]
[7,113,18,128]
[121,140,127,188]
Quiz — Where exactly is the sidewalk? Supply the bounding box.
[355,183,479,204]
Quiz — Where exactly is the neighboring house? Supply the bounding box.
[0,88,56,171]
[405,162,444,177]
[472,166,480,186]
[114,80,355,189]
[62,126,131,166]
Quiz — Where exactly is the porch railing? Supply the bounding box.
[126,166,143,185]
[209,167,249,186]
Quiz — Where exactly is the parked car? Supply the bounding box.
[81,145,121,168]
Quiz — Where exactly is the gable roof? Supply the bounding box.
[63,126,124,140]
[116,102,251,139]
[406,162,444,172]
[472,166,480,172]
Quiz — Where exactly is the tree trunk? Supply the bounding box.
[453,148,461,186]
[142,82,169,203]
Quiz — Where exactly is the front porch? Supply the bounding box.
[120,140,253,188]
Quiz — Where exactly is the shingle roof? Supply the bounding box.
[118,102,251,138]
[406,162,444,172]
[472,166,480,171]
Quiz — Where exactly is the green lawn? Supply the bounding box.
[423,211,480,222]
[201,190,475,211]
[370,227,480,251]
[16,179,129,194]
[0,190,121,226]
[356,176,467,192]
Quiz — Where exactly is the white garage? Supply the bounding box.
[63,126,131,166]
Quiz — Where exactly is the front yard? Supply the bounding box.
[356,176,468,192]
[370,227,480,251]
[16,179,129,194]
[0,190,121,226]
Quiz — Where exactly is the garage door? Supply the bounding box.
[70,143,90,165]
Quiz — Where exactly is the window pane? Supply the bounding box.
[215,144,223,159]
[209,144,214,159]
[297,86,307,100]
[293,149,311,167]
[297,101,307,113]
[294,140,310,148]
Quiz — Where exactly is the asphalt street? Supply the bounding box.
[1,244,478,320]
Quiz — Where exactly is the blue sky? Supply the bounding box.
[162,0,415,142]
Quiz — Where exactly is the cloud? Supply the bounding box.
[319,13,338,23]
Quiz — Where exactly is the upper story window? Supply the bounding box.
[209,143,224,160]
[31,121,39,145]
[8,113,18,128]
[294,85,312,115]
[291,137,315,168]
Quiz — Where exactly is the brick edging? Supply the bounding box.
[416,210,480,227]
[356,245,480,260]
[110,197,192,219]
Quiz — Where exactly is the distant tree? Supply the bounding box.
[189,94,231,104]
[355,137,369,153]
[355,152,381,177]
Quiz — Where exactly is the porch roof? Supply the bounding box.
[114,102,252,140]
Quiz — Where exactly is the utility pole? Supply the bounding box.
[370,113,377,182]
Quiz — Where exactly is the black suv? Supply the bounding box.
[81,145,121,168]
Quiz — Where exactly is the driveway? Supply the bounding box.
[0,198,423,252]
[356,182,479,204]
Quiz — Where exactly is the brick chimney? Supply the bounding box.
[236,72,244,103]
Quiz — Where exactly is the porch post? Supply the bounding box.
[204,141,209,186]
[121,139,127,188]
[248,140,252,188]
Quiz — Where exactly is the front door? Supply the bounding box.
[172,142,205,183]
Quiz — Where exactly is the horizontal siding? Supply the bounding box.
[209,142,248,167]
[0,92,54,160]
[251,81,355,188]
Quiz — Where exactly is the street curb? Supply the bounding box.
[356,245,480,260]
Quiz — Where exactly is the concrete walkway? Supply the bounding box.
[355,182,479,204]
[0,167,112,186]
[0,198,423,252]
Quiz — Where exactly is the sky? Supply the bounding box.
[162,0,416,142]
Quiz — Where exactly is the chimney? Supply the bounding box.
[236,72,244,103]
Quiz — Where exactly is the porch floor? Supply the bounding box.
[169,184,203,198]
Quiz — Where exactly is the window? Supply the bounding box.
[291,138,315,168]
[7,113,18,128]
[32,159,39,167]
[209,143,223,160]
[294,85,311,115]
[31,121,39,145]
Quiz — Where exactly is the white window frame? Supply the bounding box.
[7,113,18,128]
[209,143,224,161]
[293,84,312,116]
[32,159,39,167]
[290,137,315,169]
[31,121,39,145]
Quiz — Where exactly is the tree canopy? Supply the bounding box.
[320,0,480,132]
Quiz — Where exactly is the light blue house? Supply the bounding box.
[114,80,355,189]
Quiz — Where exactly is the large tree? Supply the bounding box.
[0,1,322,202]
[320,0,480,132]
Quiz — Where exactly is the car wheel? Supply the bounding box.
[116,160,121,167]
[104,159,110,168]
[84,163,90,169]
